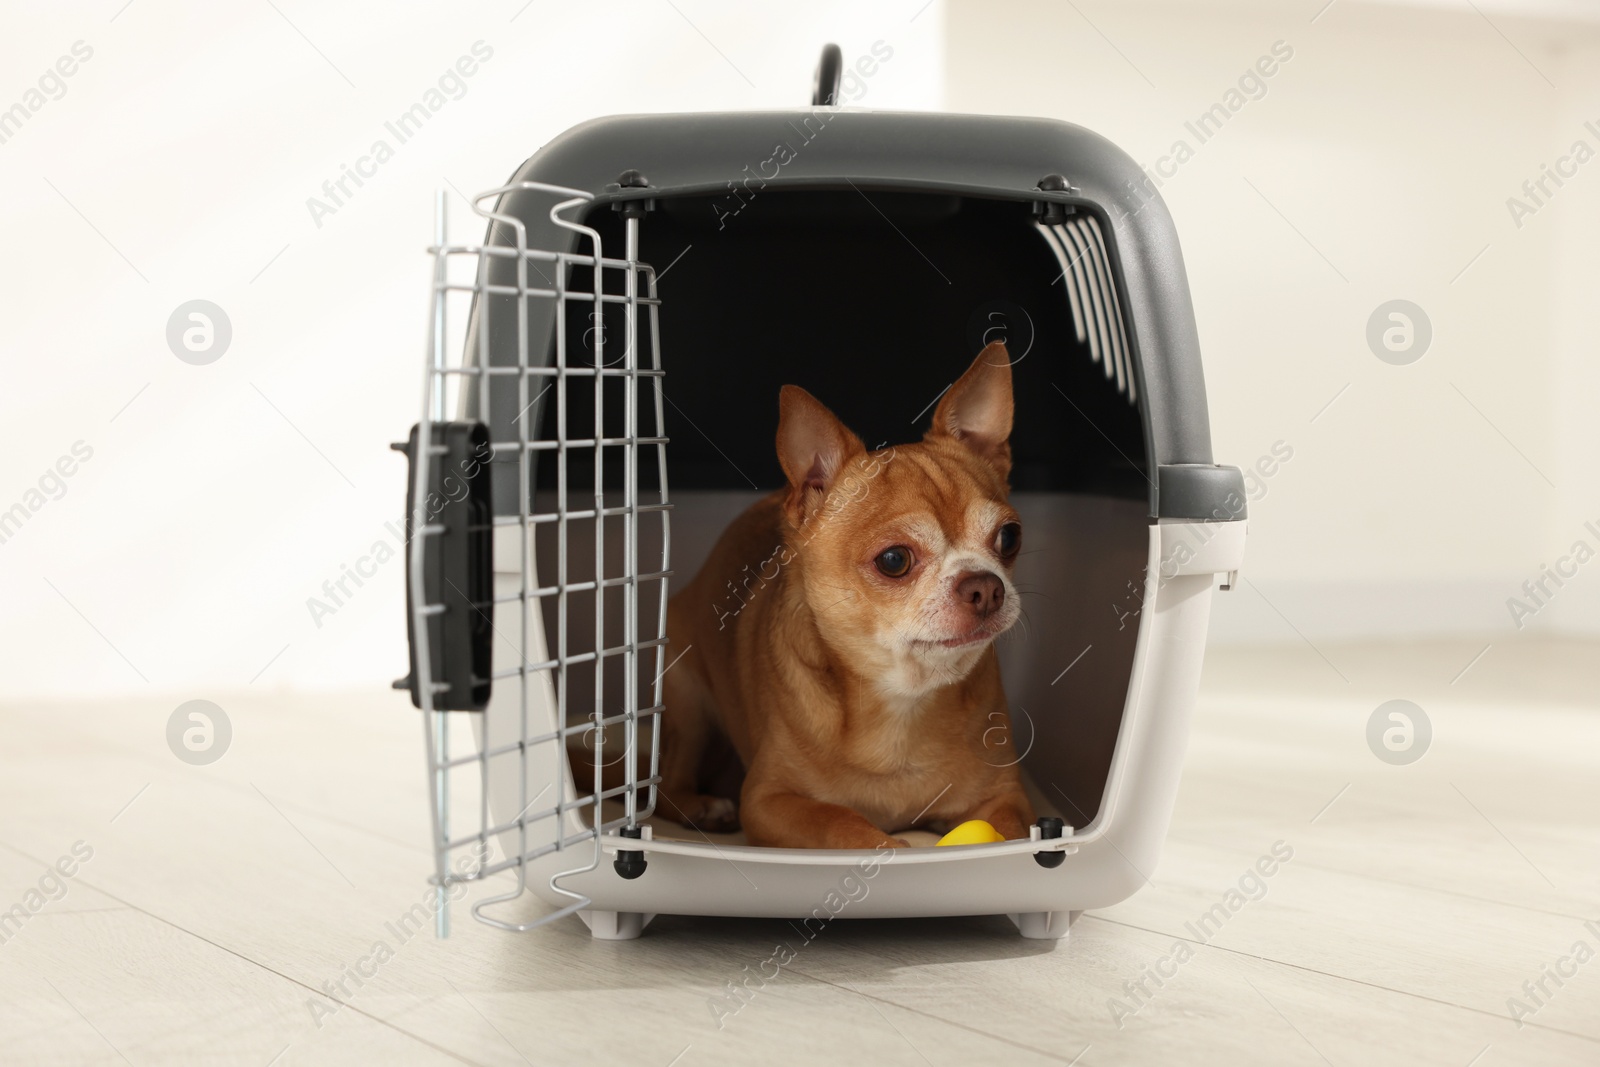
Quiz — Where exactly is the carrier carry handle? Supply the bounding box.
[393,421,494,711]
[812,43,843,106]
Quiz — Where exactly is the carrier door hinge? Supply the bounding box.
[1033,816,1067,868]
[614,824,648,880]
[1033,173,1079,225]
[611,170,656,220]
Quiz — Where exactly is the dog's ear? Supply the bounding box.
[930,341,1014,479]
[777,384,866,526]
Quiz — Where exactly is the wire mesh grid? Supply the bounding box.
[410,182,670,935]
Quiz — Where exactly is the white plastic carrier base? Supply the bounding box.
[476,516,1244,942]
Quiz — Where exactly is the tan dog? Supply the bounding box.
[658,342,1035,849]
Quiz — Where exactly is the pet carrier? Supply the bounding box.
[397,47,1247,942]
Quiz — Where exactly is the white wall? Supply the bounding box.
[0,2,943,700]
[4,0,1595,702]
[946,0,1600,644]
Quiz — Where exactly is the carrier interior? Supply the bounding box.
[522,188,1149,844]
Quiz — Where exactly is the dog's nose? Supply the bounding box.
[955,571,1005,620]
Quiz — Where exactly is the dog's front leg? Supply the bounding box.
[741,785,908,850]
[658,649,740,833]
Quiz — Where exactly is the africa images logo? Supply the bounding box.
[305,41,494,228]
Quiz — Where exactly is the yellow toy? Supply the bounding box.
[935,820,1007,846]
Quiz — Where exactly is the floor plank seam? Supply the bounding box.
[1160,833,1590,921]
[1081,914,1600,1046]
[783,961,1084,1064]
[0,838,492,1067]
[1,715,434,860]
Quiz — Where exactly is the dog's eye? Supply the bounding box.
[874,546,914,578]
[996,522,1021,559]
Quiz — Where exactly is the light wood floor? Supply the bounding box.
[2,638,1596,1066]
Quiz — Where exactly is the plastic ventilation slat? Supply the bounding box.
[1059,221,1117,390]
[1070,217,1126,397]
[1083,215,1137,405]
[1036,222,1089,348]
[1063,223,1105,369]
[1034,218,1137,405]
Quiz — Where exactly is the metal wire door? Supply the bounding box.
[407,182,670,935]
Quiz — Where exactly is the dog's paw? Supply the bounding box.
[827,826,911,850]
[973,804,1034,841]
[667,793,741,833]
[700,796,741,833]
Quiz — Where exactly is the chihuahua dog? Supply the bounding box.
[658,342,1035,849]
